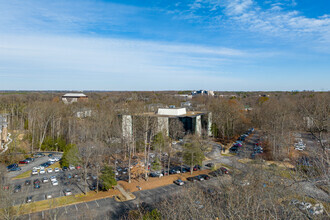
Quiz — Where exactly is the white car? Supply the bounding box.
[54,157,60,162]
[42,177,49,183]
[50,176,57,182]
[54,168,60,173]
[33,166,40,170]
[32,170,38,175]
[51,180,58,186]
[69,165,75,170]
[45,194,52,199]
[48,158,56,162]
[39,169,46,174]
[64,189,72,196]
[47,168,53,173]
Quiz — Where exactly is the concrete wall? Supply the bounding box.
[157,117,169,136]
[122,115,133,142]
[195,115,202,136]
[207,113,212,136]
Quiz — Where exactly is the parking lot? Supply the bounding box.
[20,173,229,220]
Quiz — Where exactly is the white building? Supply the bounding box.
[62,93,88,104]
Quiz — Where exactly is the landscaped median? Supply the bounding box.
[17,188,121,215]
[119,169,213,193]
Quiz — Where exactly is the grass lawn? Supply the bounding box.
[12,170,31,180]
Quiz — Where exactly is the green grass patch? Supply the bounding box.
[12,170,31,180]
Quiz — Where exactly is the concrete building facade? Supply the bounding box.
[120,108,212,141]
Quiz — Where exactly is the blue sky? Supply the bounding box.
[0,0,329,91]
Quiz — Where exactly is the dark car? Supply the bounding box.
[62,166,68,171]
[67,174,72,179]
[162,170,169,176]
[48,154,53,158]
[7,163,18,170]
[33,179,41,185]
[169,169,177,174]
[25,180,31,186]
[34,184,41,189]
[14,185,21,193]
[209,169,223,177]
[195,175,205,181]
[26,196,33,203]
[220,167,229,174]
[187,177,197,182]
[205,163,214,168]
[19,160,29,164]
[9,167,21,172]
[199,174,210,180]
[174,179,184,186]
[194,165,201,171]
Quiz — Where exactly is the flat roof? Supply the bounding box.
[62,93,87,98]
[137,111,206,118]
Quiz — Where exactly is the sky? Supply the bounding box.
[0,0,329,91]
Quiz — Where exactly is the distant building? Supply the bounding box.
[181,101,192,108]
[192,90,214,96]
[61,93,88,104]
[75,108,92,118]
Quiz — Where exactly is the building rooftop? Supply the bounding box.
[62,93,87,98]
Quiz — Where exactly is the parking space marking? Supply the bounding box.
[42,211,44,219]
[162,187,167,192]
[85,202,89,209]
[145,190,152,195]
[75,204,78,211]
[64,206,68,214]
[95,200,100,207]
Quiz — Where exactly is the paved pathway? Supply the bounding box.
[0,132,12,155]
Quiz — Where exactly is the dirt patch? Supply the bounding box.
[119,169,212,193]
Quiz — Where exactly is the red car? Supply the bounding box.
[19,160,28,164]
[76,165,82,170]
[220,167,229,174]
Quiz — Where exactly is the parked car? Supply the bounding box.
[34,184,41,189]
[187,177,197,182]
[67,174,72,179]
[50,176,57,182]
[25,180,31,185]
[194,165,201,171]
[42,177,49,183]
[69,165,75,170]
[7,163,18,170]
[33,179,41,185]
[205,163,214,168]
[54,168,60,173]
[220,167,229,174]
[34,153,45,158]
[64,189,72,196]
[199,174,210,180]
[32,169,38,175]
[195,175,205,181]
[26,196,33,203]
[51,180,59,186]
[45,194,52,199]
[14,185,21,193]
[19,160,29,164]
[47,168,53,173]
[48,154,53,158]
[62,166,68,171]
[39,169,46,174]
[76,165,82,170]
[174,179,184,186]
[25,158,34,162]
